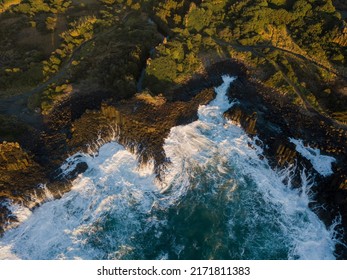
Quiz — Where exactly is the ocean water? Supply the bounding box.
[0,76,339,260]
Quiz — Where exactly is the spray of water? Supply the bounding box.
[0,76,340,260]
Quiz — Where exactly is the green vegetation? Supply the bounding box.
[42,15,97,79]
[0,1,346,230]
[1,0,162,114]
[11,0,71,15]
[0,0,346,121]
[0,0,21,13]
[136,0,346,120]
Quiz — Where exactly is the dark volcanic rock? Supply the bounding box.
[0,141,49,234]
[68,88,216,170]
[224,75,347,259]
[0,53,346,260]
[67,60,246,169]
[0,142,47,198]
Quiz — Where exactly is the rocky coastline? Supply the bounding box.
[224,70,347,259]
[1,58,346,258]
[1,0,347,261]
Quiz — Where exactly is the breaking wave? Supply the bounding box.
[0,76,339,260]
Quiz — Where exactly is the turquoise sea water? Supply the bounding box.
[0,76,338,260]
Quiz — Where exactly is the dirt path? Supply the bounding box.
[214,38,347,128]
[215,38,346,79]
[217,40,320,111]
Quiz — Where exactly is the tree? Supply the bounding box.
[292,0,312,19]
[186,7,212,32]
[147,56,177,82]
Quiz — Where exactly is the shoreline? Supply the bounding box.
[224,72,347,258]
[1,59,346,258]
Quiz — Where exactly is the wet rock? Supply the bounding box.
[0,142,49,234]
[63,162,88,180]
[224,75,347,259]
[0,199,16,236]
[225,105,257,135]
[275,144,297,166]
[68,88,216,168]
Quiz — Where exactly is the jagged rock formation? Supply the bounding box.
[223,75,347,258]
[67,60,244,166]
[0,142,30,171]
[225,105,257,135]
[68,88,216,166]
[0,141,47,207]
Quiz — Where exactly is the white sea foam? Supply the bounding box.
[0,143,162,259]
[161,76,337,260]
[289,138,336,177]
[0,75,339,260]
[7,203,32,225]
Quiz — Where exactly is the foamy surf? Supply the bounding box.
[0,76,339,260]
[289,138,336,177]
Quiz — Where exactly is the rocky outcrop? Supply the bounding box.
[0,142,46,197]
[224,75,347,259]
[0,58,243,237]
[225,105,257,135]
[0,141,49,234]
[0,54,346,259]
[275,144,297,166]
[67,60,244,167]
[224,103,299,170]
[0,142,31,171]
[68,88,216,167]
